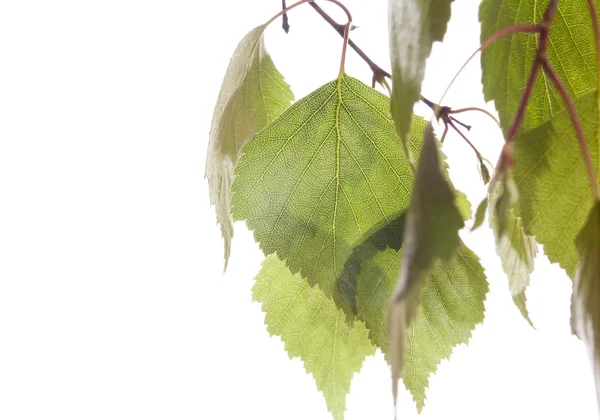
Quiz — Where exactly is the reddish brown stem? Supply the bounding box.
[448,119,483,160]
[541,60,600,199]
[480,23,539,50]
[309,2,390,79]
[505,58,540,143]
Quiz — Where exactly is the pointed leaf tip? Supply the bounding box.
[253,254,374,420]
[472,197,488,231]
[490,175,537,328]
[388,123,464,401]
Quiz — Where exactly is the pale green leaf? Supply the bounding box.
[388,124,464,401]
[232,75,427,314]
[571,201,600,409]
[455,190,472,221]
[253,254,375,420]
[512,91,599,277]
[472,197,488,231]
[389,0,454,147]
[206,24,293,269]
[490,177,537,327]
[356,244,488,411]
[480,0,598,132]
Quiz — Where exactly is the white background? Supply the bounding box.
[0,0,598,419]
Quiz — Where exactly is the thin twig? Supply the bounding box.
[282,0,290,33]
[308,2,390,79]
[450,107,500,126]
[438,23,539,107]
[448,120,483,160]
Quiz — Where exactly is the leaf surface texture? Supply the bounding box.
[232,76,425,314]
[357,244,488,411]
[254,254,375,420]
[207,24,293,268]
[479,0,598,132]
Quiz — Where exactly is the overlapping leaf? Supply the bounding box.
[254,254,375,420]
[388,124,464,401]
[231,76,426,314]
[206,24,294,269]
[571,201,600,409]
[389,0,454,149]
[479,0,598,132]
[512,91,599,277]
[489,177,537,326]
[356,243,488,411]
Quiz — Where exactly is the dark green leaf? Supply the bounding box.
[388,124,464,402]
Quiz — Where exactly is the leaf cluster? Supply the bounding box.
[206,0,600,418]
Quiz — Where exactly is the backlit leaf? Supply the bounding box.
[472,197,488,231]
[206,24,293,269]
[490,177,537,327]
[357,244,488,411]
[388,124,464,402]
[232,75,426,314]
[480,0,598,132]
[389,0,454,148]
[512,91,599,277]
[571,201,600,410]
[253,254,375,420]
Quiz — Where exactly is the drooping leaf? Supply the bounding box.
[472,197,488,231]
[253,254,375,420]
[356,244,488,411]
[512,91,599,277]
[206,24,294,269]
[231,75,427,314]
[389,0,454,148]
[490,177,537,327]
[571,201,600,409]
[479,160,491,185]
[479,0,598,133]
[388,124,464,402]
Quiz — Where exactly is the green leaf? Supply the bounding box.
[389,0,454,148]
[490,177,537,327]
[479,0,598,132]
[356,244,488,411]
[388,124,464,402]
[472,197,488,231]
[571,201,600,409]
[206,24,294,269]
[512,91,599,277]
[455,190,473,222]
[253,254,375,420]
[231,75,426,314]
